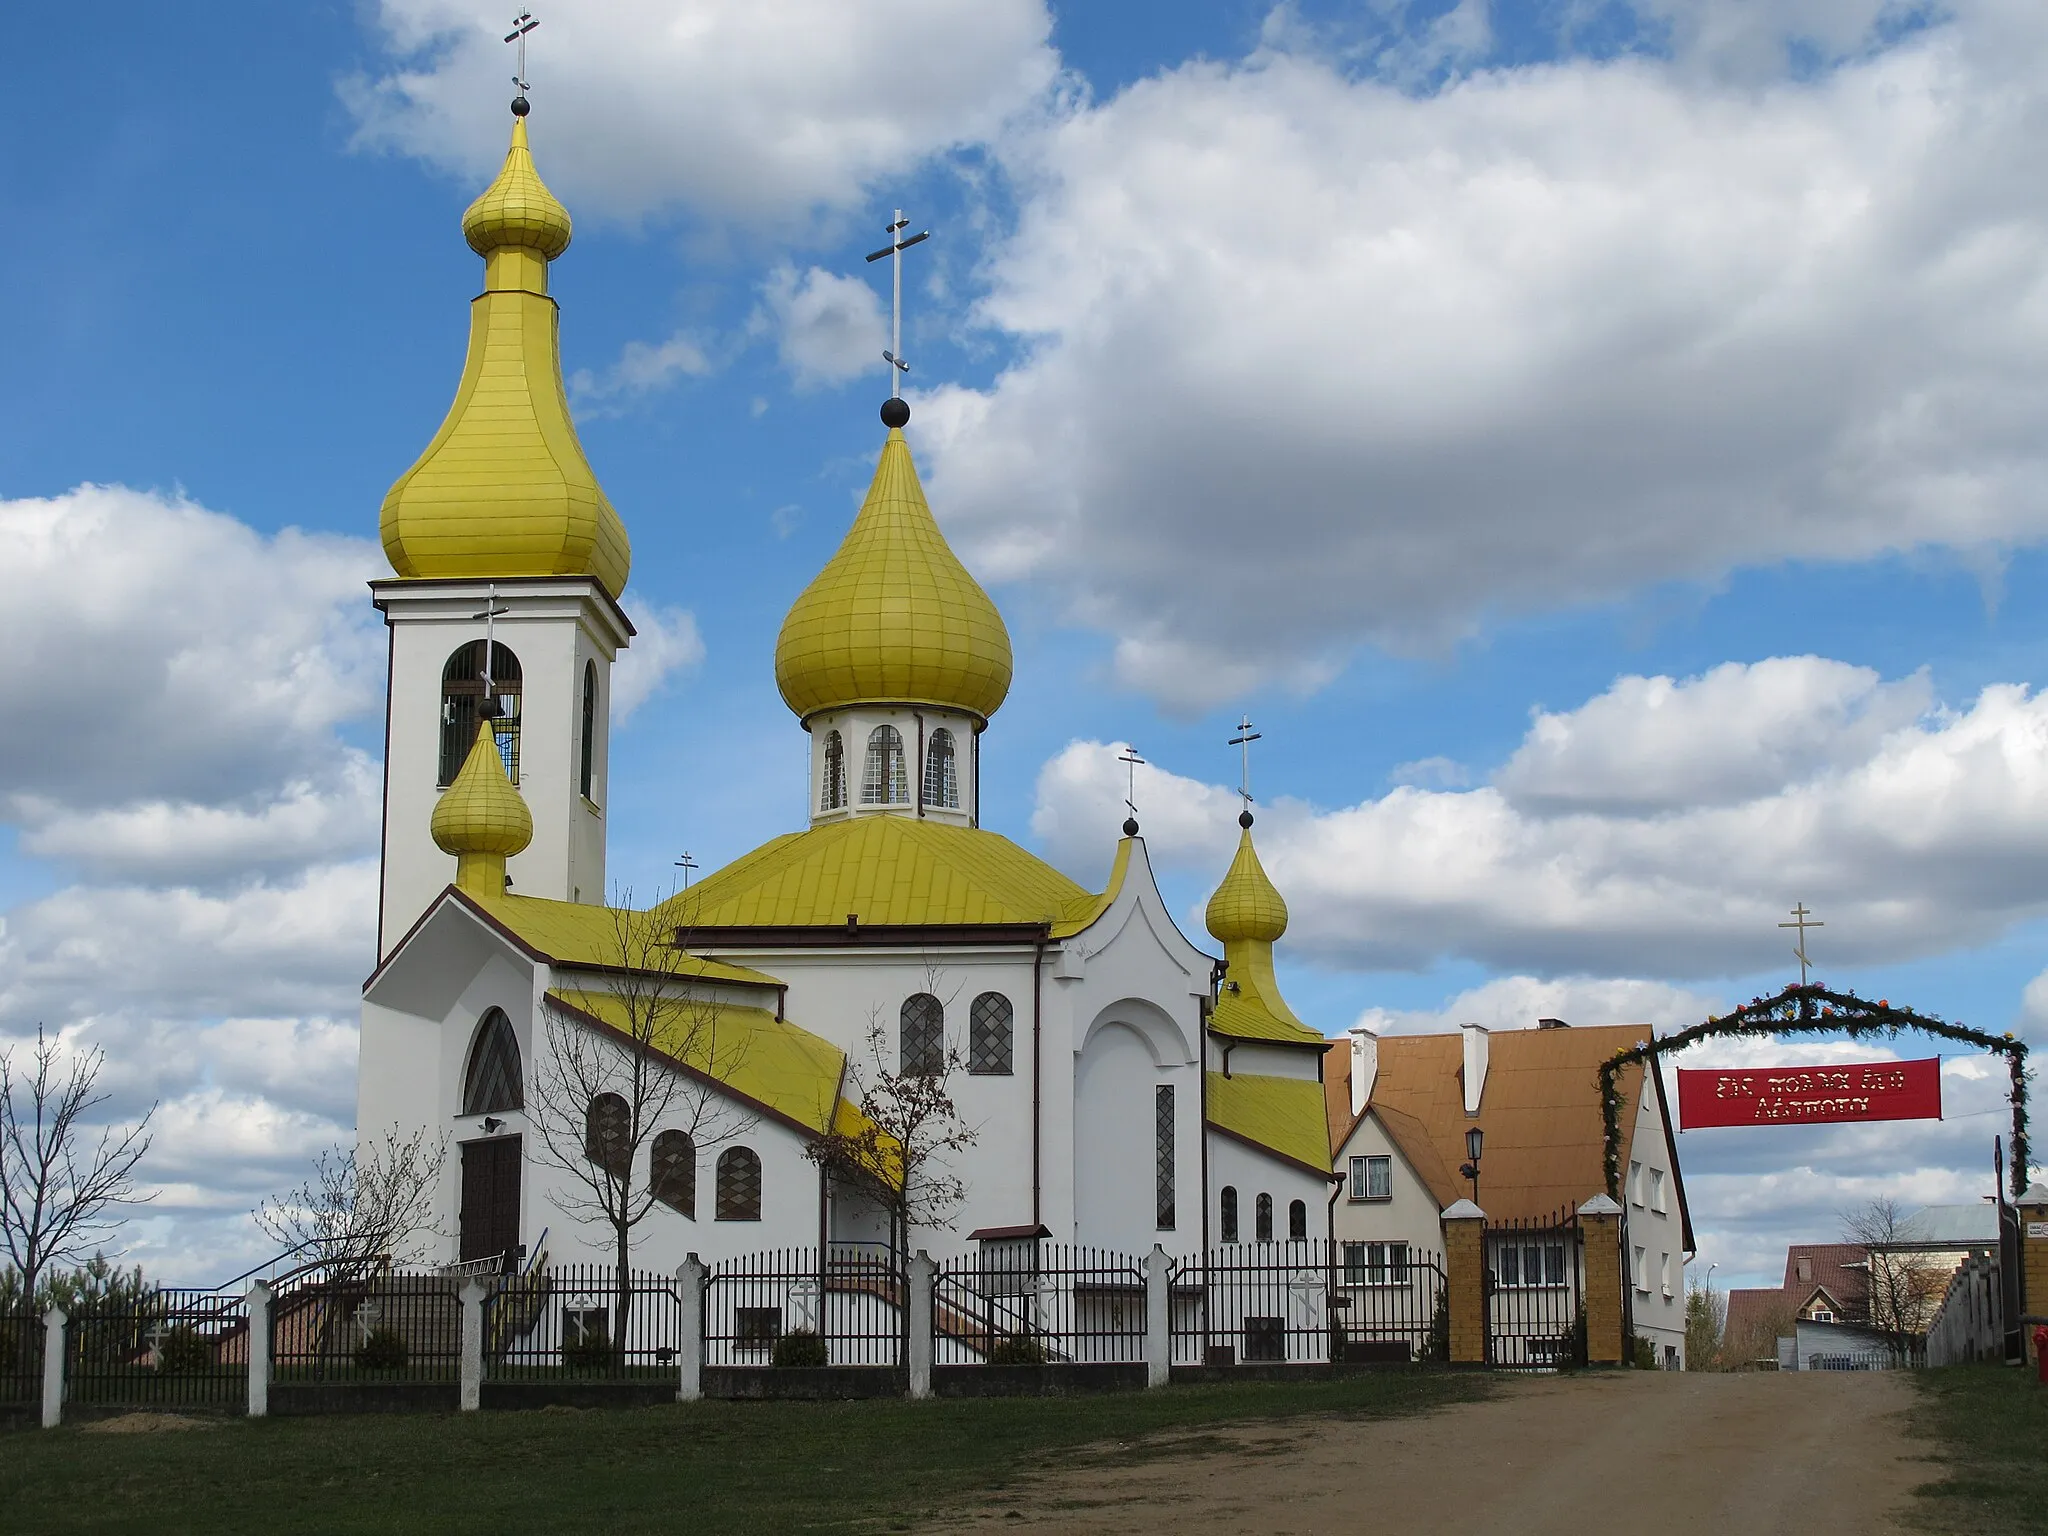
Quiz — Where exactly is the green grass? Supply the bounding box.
[1910,1365,2048,1534]
[0,1371,1485,1535]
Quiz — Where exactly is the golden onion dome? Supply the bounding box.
[775,420,1012,722]
[462,115,573,259]
[432,719,533,895]
[1205,817,1289,945]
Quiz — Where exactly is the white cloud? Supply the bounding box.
[1355,975,1722,1036]
[924,8,2048,704]
[612,595,706,721]
[347,0,1058,226]
[569,332,713,411]
[756,263,888,388]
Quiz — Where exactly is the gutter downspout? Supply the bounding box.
[1031,934,1046,1229]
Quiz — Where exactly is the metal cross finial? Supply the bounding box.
[1228,715,1262,814]
[471,585,511,716]
[865,210,931,400]
[1118,746,1146,824]
[1778,902,1825,986]
[674,852,698,890]
[505,11,539,95]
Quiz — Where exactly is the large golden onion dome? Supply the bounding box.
[1205,818,1289,945]
[774,422,1012,722]
[380,111,630,599]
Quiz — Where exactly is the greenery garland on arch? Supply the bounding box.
[1599,983,2031,1202]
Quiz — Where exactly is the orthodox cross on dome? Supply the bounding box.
[1779,901,1825,986]
[504,11,539,103]
[1117,746,1146,834]
[865,210,931,401]
[1228,715,1262,822]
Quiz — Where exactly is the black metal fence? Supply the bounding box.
[65,1288,248,1409]
[1171,1242,1346,1366]
[272,1268,462,1382]
[933,1244,1146,1365]
[488,1264,681,1379]
[705,1246,905,1367]
[1485,1208,1584,1370]
[1333,1242,1446,1363]
[1,1310,41,1406]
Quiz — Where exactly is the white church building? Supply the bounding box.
[356,105,1334,1276]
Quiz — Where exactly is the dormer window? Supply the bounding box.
[923,728,959,808]
[861,725,909,805]
[821,730,847,811]
[440,640,521,787]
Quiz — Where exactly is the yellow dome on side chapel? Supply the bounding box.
[774,424,1012,722]
[1205,821,1289,945]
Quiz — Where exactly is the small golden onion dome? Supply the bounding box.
[462,117,572,259]
[1206,821,1289,945]
[775,426,1012,722]
[432,721,533,894]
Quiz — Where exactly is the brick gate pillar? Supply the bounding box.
[1443,1200,1487,1365]
[2019,1184,2048,1364]
[1578,1194,1625,1366]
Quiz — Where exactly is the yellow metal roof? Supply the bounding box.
[774,426,1011,722]
[546,988,846,1137]
[656,815,1105,934]
[1207,1071,1336,1178]
[431,723,532,896]
[463,890,780,988]
[381,114,630,598]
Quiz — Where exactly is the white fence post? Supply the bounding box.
[246,1281,272,1418]
[458,1279,484,1412]
[677,1255,705,1403]
[1144,1245,1171,1387]
[40,1306,65,1430]
[908,1251,934,1399]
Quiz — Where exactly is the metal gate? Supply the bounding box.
[1484,1208,1584,1370]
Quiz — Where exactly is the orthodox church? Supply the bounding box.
[356,103,1335,1273]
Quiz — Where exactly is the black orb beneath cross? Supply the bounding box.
[880,397,911,429]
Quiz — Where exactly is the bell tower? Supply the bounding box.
[370,95,633,955]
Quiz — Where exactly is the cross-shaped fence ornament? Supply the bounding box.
[1779,902,1825,986]
[504,11,539,97]
[865,210,931,400]
[1117,746,1146,832]
[1228,715,1262,818]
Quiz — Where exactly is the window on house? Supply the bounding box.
[1242,1316,1284,1362]
[861,725,909,804]
[584,1092,630,1180]
[715,1147,762,1220]
[579,660,598,801]
[1348,1155,1391,1201]
[1255,1193,1274,1243]
[968,993,1013,1075]
[900,993,944,1076]
[1155,1085,1175,1230]
[1288,1199,1308,1241]
[1649,1168,1666,1214]
[439,640,522,786]
[462,1008,523,1115]
[651,1129,695,1218]
[1628,1160,1643,1206]
[1220,1185,1239,1243]
[1498,1242,1566,1288]
[1345,1242,1411,1285]
[923,728,959,808]
[1660,1252,1673,1297]
[820,730,846,811]
[1811,1308,1834,1323]
[1633,1245,1648,1293]
[1797,1256,1813,1283]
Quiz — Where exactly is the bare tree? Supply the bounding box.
[254,1124,448,1280]
[529,894,751,1348]
[1842,1196,1943,1365]
[0,1025,155,1302]
[1684,1278,1724,1370]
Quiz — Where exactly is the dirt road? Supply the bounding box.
[922,1371,1927,1535]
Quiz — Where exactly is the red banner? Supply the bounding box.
[1677,1058,1943,1129]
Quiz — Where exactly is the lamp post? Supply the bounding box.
[1459,1125,1484,1205]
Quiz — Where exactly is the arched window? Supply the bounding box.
[900,994,944,1076]
[461,1008,522,1115]
[861,725,909,805]
[968,993,1012,1076]
[1289,1199,1308,1241]
[584,1092,630,1181]
[923,728,959,809]
[440,641,522,787]
[1255,1192,1274,1243]
[651,1129,695,1218]
[820,730,846,811]
[715,1147,762,1221]
[579,660,598,802]
[1220,1186,1239,1243]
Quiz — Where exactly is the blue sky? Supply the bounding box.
[5,0,2048,1291]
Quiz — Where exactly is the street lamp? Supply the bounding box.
[1459,1125,1484,1204]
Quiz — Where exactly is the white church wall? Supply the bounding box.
[1206,1133,1331,1246]
[1330,1114,1450,1262]
[1211,1040,1322,1081]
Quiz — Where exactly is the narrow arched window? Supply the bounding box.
[462,1008,522,1115]
[1220,1186,1239,1244]
[1255,1192,1274,1243]
[923,728,959,809]
[968,993,1012,1076]
[440,640,522,787]
[1289,1199,1308,1242]
[584,1092,630,1181]
[861,725,909,805]
[579,660,598,802]
[651,1129,695,1218]
[715,1147,762,1221]
[900,994,944,1076]
[820,730,846,811]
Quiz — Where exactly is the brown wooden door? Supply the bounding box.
[459,1135,522,1265]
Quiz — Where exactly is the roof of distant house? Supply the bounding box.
[1722,1287,1794,1358]
[1894,1203,2001,1246]
[1783,1244,1868,1314]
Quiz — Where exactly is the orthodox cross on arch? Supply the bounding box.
[1118,746,1146,830]
[1779,902,1825,986]
[1228,715,1262,818]
[865,210,931,400]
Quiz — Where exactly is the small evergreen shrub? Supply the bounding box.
[770,1329,828,1368]
[1630,1333,1658,1369]
[986,1332,1046,1366]
[353,1327,410,1371]
[1423,1289,1451,1363]
[156,1325,214,1374]
[562,1329,614,1370]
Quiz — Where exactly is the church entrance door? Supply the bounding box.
[460,1135,522,1266]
